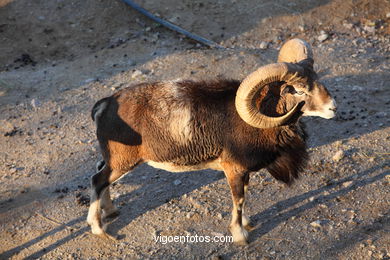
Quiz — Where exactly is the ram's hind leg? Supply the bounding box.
[87,166,128,240]
[100,186,119,219]
[93,161,119,219]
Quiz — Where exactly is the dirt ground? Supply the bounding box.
[0,0,389,259]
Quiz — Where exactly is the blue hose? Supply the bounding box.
[121,0,225,49]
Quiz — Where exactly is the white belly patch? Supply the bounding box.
[147,159,223,173]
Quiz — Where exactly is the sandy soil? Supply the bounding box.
[0,0,389,259]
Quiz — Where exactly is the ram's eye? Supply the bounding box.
[296,91,305,95]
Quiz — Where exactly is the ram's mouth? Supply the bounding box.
[303,99,337,119]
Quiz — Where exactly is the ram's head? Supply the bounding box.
[235,38,336,128]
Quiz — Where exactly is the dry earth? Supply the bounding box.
[0,0,389,259]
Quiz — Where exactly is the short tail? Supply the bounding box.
[91,97,110,122]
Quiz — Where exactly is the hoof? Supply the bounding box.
[230,225,249,246]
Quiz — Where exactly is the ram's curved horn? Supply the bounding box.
[235,62,306,128]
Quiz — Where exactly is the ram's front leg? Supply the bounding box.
[222,162,249,245]
[242,173,253,231]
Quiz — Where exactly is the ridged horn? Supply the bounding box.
[235,62,305,128]
[278,38,313,65]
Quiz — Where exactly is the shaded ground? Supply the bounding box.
[0,0,389,259]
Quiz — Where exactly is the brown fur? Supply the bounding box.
[92,80,307,181]
[88,71,332,243]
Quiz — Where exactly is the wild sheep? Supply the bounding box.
[87,38,337,245]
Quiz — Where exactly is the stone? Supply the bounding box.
[310,220,322,228]
[259,41,268,50]
[173,179,182,186]
[84,78,95,84]
[318,32,329,42]
[352,85,363,91]
[131,69,143,79]
[363,26,376,34]
[342,181,353,188]
[343,23,354,30]
[31,98,41,110]
[332,150,344,162]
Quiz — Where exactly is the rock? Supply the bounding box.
[332,150,344,162]
[343,23,354,30]
[131,69,143,79]
[318,32,329,42]
[363,26,376,34]
[259,41,268,50]
[375,112,387,118]
[31,98,41,110]
[342,181,353,188]
[112,192,121,199]
[84,78,95,84]
[352,85,363,91]
[310,220,322,228]
[168,16,180,24]
[273,35,282,44]
[217,213,223,220]
[173,179,182,186]
[319,204,328,209]
[0,120,15,133]
[111,82,123,91]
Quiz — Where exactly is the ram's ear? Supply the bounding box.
[296,58,318,80]
[281,84,295,96]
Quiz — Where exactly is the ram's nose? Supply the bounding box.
[330,99,337,111]
[327,99,337,118]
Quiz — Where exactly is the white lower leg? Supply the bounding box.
[87,191,104,235]
[242,211,250,228]
[229,202,248,244]
[100,187,118,219]
[242,184,250,228]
